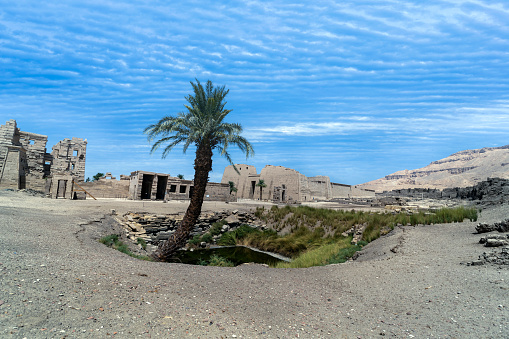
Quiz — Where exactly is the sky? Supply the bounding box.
[1,0,509,185]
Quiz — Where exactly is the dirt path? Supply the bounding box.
[0,191,507,338]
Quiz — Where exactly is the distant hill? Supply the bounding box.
[359,145,509,193]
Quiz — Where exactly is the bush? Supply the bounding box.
[201,233,213,243]
[137,237,147,250]
[99,234,152,261]
[209,220,227,236]
[208,255,235,267]
[188,234,202,245]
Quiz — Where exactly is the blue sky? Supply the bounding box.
[1,1,508,185]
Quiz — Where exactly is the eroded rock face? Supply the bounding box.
[359,145,509,192]
[375,177,509,207]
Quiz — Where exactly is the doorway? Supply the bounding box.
[57,180,67,198]
[156,175,168,200]
[141,174,154,199]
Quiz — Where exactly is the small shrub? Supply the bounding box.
[208,255,235,267]
[210,220,227,236]
[201,233,213,243]
[254,207,265,219]
[99,234,119,246]
[137,238,147,250]
[189,234,202,245]
[99,234,152,261]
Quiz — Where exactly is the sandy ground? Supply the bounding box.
[0,191,508,338]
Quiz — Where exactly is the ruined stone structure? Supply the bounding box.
[0,120,87,198]
[129,170,231,202]
[222,164,375,202]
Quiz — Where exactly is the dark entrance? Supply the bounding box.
[156,175,168,200]
[250,181,256,199]
[57,180,67,198]
[141,174,154,199]
[19,175,26,189]
[189,186,194,199]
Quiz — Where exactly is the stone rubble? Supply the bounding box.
[115,210,261,253]
[476,219,509,233]
[467,220,509,266]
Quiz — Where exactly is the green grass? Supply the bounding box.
[209,220,227,236]
[99,234,152,261]
[275,237,355,268]
[207,255,235,267]
[249,205,479,268]
[197,254,235,267]
[137,237,147,250]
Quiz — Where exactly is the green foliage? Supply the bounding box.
[99,234,152,261]
[177,174,184,179]
[189,234,202,245]
[251,204,478,267]
[207,255,235,267]
[218,224,259,246]
[210,220,227,236]
[255,179,267,188]
[201,233,213,243]
[137,237,147,250]
[92,172,105,181]
[99,234,119,246]
[228,181,237,194]
[144,79,254,165]
[254,206,265,219]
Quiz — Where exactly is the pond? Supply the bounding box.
[168,246,290,266]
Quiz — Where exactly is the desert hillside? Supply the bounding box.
[359,145,509,192]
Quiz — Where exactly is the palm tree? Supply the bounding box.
[144,79,254,261]
[177,174,184,179]
[228,181,237,194]
[256,179,267,201]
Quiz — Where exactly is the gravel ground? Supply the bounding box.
[0,190,508,338]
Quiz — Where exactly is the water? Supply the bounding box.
[168,246,289,266]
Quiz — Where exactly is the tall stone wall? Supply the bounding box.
[51,137,87,181]
[221,164,258,199]
[302,176,332,201]
[331,183,352,198]
[0,120,28,189]
[18,131,49,192]
[259,165,302,202]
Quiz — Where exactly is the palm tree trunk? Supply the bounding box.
[153,143,213,261]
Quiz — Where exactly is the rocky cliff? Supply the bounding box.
[359,145,509,192]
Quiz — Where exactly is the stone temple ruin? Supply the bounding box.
[1,119,374,204]
[221,164,375,202]
[0,120,87,198]
[79,170,231,202]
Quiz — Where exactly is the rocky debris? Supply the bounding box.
[475,219,509,233]
[342,223,367,244]
[479,234,509,247]
[115,210,260,252]
[378,177,509,206]
[470,247,509,266]
[467,220,509,267]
